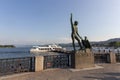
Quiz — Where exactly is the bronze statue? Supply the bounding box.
[70,13,91,51]
[82,36,91,49]
[70,13,82,51]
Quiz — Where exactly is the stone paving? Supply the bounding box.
[1,64,120,80]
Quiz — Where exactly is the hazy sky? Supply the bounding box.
[0,0,120,45]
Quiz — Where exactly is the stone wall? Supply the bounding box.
[0,52,120,76]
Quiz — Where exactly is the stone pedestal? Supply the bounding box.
[35,56,44,71]
[71,49,94,69]
[110,52,116,64]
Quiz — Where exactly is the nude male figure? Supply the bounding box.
[70,13,82,51]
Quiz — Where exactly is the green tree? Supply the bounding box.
[108,41,120,47]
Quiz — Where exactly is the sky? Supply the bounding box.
[0,0,120,45]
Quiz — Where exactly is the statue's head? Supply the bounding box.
[74,21,78,26]
[85,36,87,40]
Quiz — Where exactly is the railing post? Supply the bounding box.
[110,52,116,64]
[35,56,44,72]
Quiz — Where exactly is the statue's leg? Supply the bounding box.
[78,41,82,49]
[81,40,86,49]
[75,36,82,49]
[72,39,76,51]
[71,35,76,51]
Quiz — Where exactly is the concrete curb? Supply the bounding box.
[69,65,104,72]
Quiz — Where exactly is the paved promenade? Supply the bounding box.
[1,64,120,80]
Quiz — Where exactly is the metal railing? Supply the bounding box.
[44,54,71,69]
[116,53,120,62]
[0,57,35,76]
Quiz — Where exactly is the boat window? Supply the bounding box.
[33,47,36,49]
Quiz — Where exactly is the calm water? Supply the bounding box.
[0,47,34,59]
[0,47,73,59]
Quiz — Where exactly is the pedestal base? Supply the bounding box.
[71,49,94,69]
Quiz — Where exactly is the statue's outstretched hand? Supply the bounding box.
[71,13,72,17]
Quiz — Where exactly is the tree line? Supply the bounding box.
[108,41,120,47]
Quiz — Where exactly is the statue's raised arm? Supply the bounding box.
[70,13,73,29]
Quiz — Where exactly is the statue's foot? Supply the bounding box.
[72,49,76,52]
[79,47,84,50]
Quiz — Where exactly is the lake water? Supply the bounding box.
[0,47,73,59]
[0,47,34,59]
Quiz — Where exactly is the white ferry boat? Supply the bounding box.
[30,44,66,52]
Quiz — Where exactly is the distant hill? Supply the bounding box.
[91,38,120,47]
[105,38,120,43]
[59,38,120,47]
